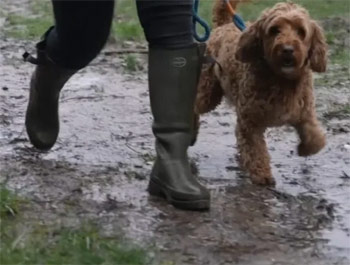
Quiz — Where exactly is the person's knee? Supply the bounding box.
[46,28,110,69]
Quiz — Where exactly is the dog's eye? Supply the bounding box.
[269,26,280,36]
[297,27,306,39]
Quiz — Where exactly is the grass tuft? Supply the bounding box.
[331,48,350,65]
[1,223,150,265]
[323,104,350,120]
[0,186,21,217]
[112,21,144,42]
[3,0,52,39]
[124,54,139,72]
[5,14,52,39]
[0,187,151,265]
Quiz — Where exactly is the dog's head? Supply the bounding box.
[236,2,327,79]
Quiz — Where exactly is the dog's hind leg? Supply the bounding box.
[195,64,223,115]
[235,120,276,185]
[191,64,223,146]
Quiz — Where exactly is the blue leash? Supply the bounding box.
[192,0,246,42]
[192,0,211,42]
[233,13,246,31]
[223,0,246,31]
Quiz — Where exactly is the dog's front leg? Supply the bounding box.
[236,121,275,185]
[295,114,326,157]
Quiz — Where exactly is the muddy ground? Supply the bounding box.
[1,3,350,265]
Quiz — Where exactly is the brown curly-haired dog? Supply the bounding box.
[194,0,327,185]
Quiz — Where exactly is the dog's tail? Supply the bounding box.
[212,0,249,28]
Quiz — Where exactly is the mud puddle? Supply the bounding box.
[1,37,349,264]
[1,3,350,262]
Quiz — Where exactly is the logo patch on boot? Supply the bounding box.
[172,57,187,68]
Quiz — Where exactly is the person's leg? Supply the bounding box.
[136,0,210,210]
[46,0,115,69]
[136,0,194,49]
[26,0,114,150]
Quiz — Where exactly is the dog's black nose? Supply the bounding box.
[282,46,294,55]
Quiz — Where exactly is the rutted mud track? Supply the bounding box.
[1,39,349,264]
[1,7,350,265]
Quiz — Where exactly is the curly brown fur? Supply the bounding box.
[195,1,327,185]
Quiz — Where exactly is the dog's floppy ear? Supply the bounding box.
[236,21,263,63]
[309,21,327,72]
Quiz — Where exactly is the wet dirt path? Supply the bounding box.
[1,38,349,264]
[1,2,350,264]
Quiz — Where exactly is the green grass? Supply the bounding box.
[3,0,52,39]
[323,104,350,119]
[4,14,52,39]
[113,21,145,42]
[331,46,350,65]
[0,187,151,265]
[124,54,139,72]
[238,0,350,20]
[325,31,337,45]
[0,186,21,217]
[113,0,350,41]
[1,224,150,265]
[112,0,144,42]
[3,0,350,42]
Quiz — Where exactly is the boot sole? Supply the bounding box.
[148,179,210,211]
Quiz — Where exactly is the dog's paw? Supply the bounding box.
[298,133,326,157]
[250,175,276,186]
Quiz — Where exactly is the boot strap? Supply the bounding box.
[23,26,55,66]
[202,54,222,71]
[198,43,222,71]
[23,51,41,65]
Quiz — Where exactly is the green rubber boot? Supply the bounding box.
[147,44,210,211]
[24,44,76,150]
